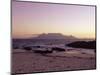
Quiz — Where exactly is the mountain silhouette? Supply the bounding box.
[32,33,77,40]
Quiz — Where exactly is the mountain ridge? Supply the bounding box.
[31,33,78,40]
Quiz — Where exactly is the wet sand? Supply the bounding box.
[12,49,96,74]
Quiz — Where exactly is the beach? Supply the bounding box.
[12,49,96,74]
[12,1,96,74]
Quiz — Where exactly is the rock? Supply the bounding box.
[23,46,32,50]
[66,41,96,49]
[34,50,53,54]
[52,47,65,51]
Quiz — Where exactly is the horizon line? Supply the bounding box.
[12,33,95,39]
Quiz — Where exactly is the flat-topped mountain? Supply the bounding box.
[32,33,77,40]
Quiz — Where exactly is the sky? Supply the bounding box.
[12,1,95,39]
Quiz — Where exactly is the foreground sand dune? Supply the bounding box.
[12,49,96,74]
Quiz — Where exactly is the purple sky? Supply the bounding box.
[12,1,95,39]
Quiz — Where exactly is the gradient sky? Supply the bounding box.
[12,1,95,39]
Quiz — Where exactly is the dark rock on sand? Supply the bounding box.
[66,40,96,49]
[34,50,53,54]
[52,47,65,51]
[23,46,32,50]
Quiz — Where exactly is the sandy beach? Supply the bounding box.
[12,49,96,74]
